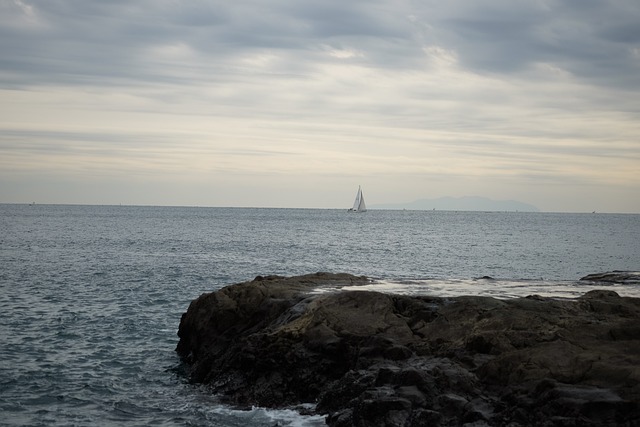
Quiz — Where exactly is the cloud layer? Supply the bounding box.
[1,0,639,211]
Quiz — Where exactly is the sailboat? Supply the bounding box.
[348,186,367,212]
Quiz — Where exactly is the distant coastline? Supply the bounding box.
[372,196,540,212]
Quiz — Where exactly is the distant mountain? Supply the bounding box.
[372,196,539,212]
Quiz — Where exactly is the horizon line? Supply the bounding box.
[1,202,636,215]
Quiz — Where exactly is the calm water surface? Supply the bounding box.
[1,204,638,426]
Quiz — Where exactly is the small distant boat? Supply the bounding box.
[348,186,367,212]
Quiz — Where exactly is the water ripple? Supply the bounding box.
[1,205,638,426]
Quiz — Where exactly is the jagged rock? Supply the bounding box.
[176,273,640,426]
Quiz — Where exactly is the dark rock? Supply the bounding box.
[176,273,640,426]
[580,271,640,285]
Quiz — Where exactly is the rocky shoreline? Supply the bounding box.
[176,272,640,426]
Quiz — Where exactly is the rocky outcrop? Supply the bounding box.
[176,273,640,426]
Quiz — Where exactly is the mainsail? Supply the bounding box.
[350,186,367,212]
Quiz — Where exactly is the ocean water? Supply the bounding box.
[1,204,638,426]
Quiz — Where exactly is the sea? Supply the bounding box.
[1,204,639,426]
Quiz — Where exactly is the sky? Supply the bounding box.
[1,0,639,213]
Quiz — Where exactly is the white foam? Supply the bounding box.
[208,404,326,426]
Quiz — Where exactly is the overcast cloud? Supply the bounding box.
[1,0,639,212]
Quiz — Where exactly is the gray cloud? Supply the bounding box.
[2,0,637,91]
[412,0,640,88]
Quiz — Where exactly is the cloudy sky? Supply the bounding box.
[1,0,639,212]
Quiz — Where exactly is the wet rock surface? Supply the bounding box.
[176,272,640,426]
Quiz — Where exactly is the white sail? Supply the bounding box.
[349,186,367,212]
[357,188,366,212]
